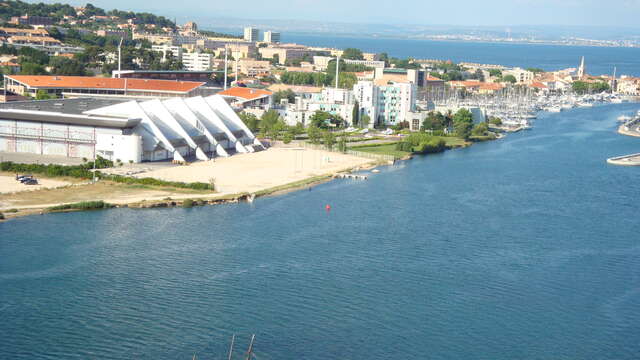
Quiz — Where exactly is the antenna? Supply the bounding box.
[117,37,124,77]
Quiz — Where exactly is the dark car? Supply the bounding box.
[23,178,38,185]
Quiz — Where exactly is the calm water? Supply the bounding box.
[284,34,640,76]
[2,103,640,359]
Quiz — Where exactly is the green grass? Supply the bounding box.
[349,143,411,159]
[435,136,468,147]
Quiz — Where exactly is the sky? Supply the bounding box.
[34,0,640,28]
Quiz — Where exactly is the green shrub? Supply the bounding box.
[395,141,414,152]
[416,139,446,154]
[182,199,194,208]
[5,209,18,213]
[0,212,4,220]
[47,201,113,212]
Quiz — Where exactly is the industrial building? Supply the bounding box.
[3,75,210,99]
[0,96,263,163]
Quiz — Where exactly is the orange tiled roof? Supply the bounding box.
[479,83,505,91]
[7,75,205,93]
[426,75,443,81]
[218,87,272,100]
[529,82,548,89]
[0,61,19,66]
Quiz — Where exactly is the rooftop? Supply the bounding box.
[6,75,206,94]
[0,98,128,115]
[218,87,272,101]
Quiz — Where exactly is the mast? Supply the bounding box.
[335,55,340,89]
[227,334,235,360]
[245,334,255,360]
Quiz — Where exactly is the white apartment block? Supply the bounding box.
[313,56,384,71]
[181,52,213,71]
[151,44,183,61]
[263,31,281,44]
[284,88,355,127]
[353,81,416,128]
[502,67,534,84]
[243,27,259,42]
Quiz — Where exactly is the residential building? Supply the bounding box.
[10,15,54,26]
[0,27,49,38]
[4,75,209,99]
[218,87,273,109]
[238,59,271,76]
[95,30,128,39]
[259,45,315,65]
[0,96,263,163]
[353,80,417,128]
[151,44,184,61]
[283,87,356,127]
[617,76,640,95]
[502,67,534,84]
[263,31,281,44]
[7,36,61,47]
[243,27,259,42]
[312,56,384,70]
[181,52,213,71]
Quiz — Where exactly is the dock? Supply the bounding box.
[335,173,368,180]
[607,153,640,166]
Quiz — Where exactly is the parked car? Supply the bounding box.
[23,178,38,185]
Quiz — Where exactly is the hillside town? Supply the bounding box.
[0,0,639,170]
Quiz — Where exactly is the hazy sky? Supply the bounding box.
[35,0,640,27]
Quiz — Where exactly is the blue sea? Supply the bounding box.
[2,101,640,359]
[281,34,640,76]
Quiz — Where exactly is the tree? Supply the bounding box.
[273,89,296,104]
[49,57,86,76]
[309,110,331,129]
[572,81,610,94]
[453,109,473,140]
[421,112,446,131]
[488,69,502,77]
[19,63,47,75]
[502,75,517,84]
[471,122,489,136]
[342,48,364,60]
[526,67,545,74]
[260,110,281,132]
[361,114,371,128]
[323,131,336,150]
[307,126,322,144]
[283,131,294,144]
[239,112,259,132]
[488,117,502,126]
[337,135,347,153]
[35,89,54,100]
[352,101,359,127]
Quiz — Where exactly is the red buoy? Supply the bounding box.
[325,204,331,211]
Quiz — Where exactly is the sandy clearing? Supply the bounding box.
[0,175,71,195]
[136,147,374,195]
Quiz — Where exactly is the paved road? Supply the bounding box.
[0,152,86,166]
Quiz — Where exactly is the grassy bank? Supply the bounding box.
[47,200,114,212]
[0,161,214,191]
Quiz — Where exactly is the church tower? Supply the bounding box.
[577,56,585,80]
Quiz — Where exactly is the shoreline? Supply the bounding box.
[0,160,383,222]
[607,124,640,166]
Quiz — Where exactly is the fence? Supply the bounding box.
[299,141,396,163]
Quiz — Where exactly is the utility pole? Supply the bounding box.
[117,37,123,77]
[224,44,228,90]
[335,55,340,89]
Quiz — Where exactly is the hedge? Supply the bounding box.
[1,161,214,191]
[47,201,114,212]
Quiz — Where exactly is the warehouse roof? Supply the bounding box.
[5,75,206,94]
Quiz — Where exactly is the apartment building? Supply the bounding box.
[151,44,184,61]
[283,88,356,127]
[263,31,281,44]
[243,27,259,42]
[354,80,417,127]
[238,59,271,76]
[259,45,315,65]
[502,67,534,84]
[181,52,213,71]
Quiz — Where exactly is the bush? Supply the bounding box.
[0,212,4,220]
[416,139,446,154]
[48,201,113,212]
[395,141,414,152]
[182,199,194,208]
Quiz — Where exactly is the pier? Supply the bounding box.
[335,173,368,180]
[606,153,640,166]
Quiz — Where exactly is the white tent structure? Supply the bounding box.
[85,94,264,162]
[0,95,264,163]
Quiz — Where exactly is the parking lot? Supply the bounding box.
[0,175,71,194]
